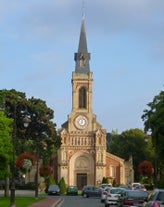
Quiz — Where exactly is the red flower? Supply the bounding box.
[16,153,36,171]
[138,160,153,176]
[39,165,51,177]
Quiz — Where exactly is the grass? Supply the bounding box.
[0,197,45,207]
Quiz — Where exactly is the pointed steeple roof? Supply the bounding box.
[78,15,88,54]
[74,15,90,74]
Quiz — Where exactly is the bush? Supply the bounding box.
[112,179,117,187]
[58,177,66,194]
[102,177,108,184]
[157,178,164,188]
[15,182,35,190]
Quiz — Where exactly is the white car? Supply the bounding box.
[104,187,125,207]
[131,182,141,190]
[101,187,112,202]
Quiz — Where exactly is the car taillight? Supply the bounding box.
[152,202,160,207]
[103,191,108,195]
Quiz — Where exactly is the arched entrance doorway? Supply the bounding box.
[69,151,95,190]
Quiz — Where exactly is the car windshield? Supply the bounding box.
[68,186,77,190]
[110,188,124,194]
[49,185,59,190]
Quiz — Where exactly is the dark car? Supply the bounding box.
[82,185,102,198]
[145,189,164,207]
[47,185,60,195]
[122,189,149,207]
[66,185,78,195]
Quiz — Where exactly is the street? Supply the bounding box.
[57,195,104,207]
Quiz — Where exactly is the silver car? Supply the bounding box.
[145,189,164,207]
[104,187,125,207]
[101,187,112,202]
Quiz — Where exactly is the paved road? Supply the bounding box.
[57,195,104,207]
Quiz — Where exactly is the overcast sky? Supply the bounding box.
[1,0,164,133]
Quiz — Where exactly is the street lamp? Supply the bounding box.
[10,111,30,207]
[35,136,39,199]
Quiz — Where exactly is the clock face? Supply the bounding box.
[75,115,88,129]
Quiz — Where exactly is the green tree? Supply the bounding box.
[102,177,108,184]
[0,89,61,166]
[58,177,66,194]
[142,90,164,186]
[0,111,13,179]
[108,128,151,181]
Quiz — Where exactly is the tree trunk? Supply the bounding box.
[4,177,10,197]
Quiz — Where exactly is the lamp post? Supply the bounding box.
[154,133,158,188]
[10,110,30,207]
[35,139,47,198]
[10,105,17,207]
[35,137,39,199]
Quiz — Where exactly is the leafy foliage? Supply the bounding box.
[142,90,164,185]
[58,177,66,194]
[0,111,13,179]
[0,89,61,166]
[102,177,108,184]
[108,128,151,180]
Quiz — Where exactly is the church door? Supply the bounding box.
[77,173,87,190]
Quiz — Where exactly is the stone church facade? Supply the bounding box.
[53,16,133,189]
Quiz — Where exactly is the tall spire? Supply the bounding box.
[74,15,90,74]
[78,15,88,54]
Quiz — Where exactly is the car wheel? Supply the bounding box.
[105,204,109,207]
[83,193,87,198]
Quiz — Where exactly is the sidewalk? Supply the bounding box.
[28,197,63,207]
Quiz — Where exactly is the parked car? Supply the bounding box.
[66,185,78,195]
[101,183,112,189]
[134,184,147,192]
[145,189,164,207]
[131,182,141,190]
[47,185,60,195]
[122,189,149,207]
[82,185,102,198]
[104,187,126,207]
[101,187,113,203]
[119,185,131,190]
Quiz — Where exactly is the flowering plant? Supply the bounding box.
[138,160,153,176]
[16,153,36,172]
[39,165,51,177]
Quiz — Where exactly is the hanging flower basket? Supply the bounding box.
[138,160,153,176]
[39,165,51,177]
[16,153,36,173]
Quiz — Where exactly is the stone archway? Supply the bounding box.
[69,151,95,189]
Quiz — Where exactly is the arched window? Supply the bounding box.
[79,87,87,108]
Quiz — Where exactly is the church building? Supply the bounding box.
[54,16,133,189]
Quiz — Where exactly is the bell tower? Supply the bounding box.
[58,16,107,189]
